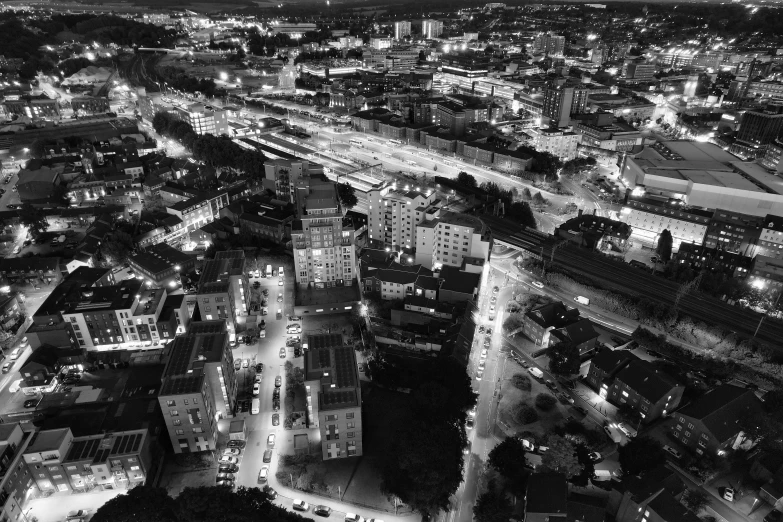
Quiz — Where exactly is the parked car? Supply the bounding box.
[275,376,282,387]
[292,500,309,512]
[531,281,544,289]
[273,413,279,426]
[222,448,241,456]
[279,347,287,358]
[253,383,261,396]
[588,452,602,462]
[723,487,735,502]
[314,506,332,517]
[216,473,235,480]
[216,479,234,487]
[277,293,283,302]
[263,449,273,463]
[492,286,499,294]
[662,445,682,459]
[233,359,241,370]
[574,406,588,416]
[227,440,245,449]
[345,513,365,522]
[255,363,264,373]
[2,362,12,373]
[219,464,239,473]
[258,466,269,484]
[267,434,276,447]
[219,456,238,465]
[263,485,278,499]
[67,510,90,519]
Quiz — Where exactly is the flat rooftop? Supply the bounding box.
[197,250,245,294]
[303,333,361,411]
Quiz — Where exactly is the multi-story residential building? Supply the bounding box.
[758,214,783,259]
[623,62,657,82]
[263,158,322,203]
[0,293,24,332]
[292,178,357,288]
[174,103,229,136]
[166,190,230,234]
[158,320,236,453]
[363,47,421,70]
[703,210,763,255]
[367,184,440,250]
[24,427,151,493]
[415,212,491,269]
[0,424,35,522]
[303,334,362,459]
[614,467,700,522]
[548,318,599,356]
[748,255,783,291]
[542,85,587,128]
[533,33,565,56]
[393,21,411,40]
[587,349,683,423]
[674,243,752,278]
[196,251,248,332]
[127,243,196,288]
[525,128,580,160]
[762,137,783,174]
[671,384,762,457]
[361,263,437,300]
[421,19,443,38]
[521,301,580,346]
[729,103,783,160]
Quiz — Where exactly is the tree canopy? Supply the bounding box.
[657,229,673,263]
[560,157,597,179]
[457,171,478,189]
[548,341,581,375]
[337,182,358,210]
[18,203,49,236]
[540,434,583,479]
[377,358,476,513]
[473,480,513,522]
[92,486,306,522]
[618,436,665,476]
[487,436,529,485]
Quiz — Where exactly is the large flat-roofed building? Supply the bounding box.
[622,141,783,218]
[158,320,237,453]
[440,53,490,90]
[127,243,196,288]
[196,250,248,332]
[303,333,362,460]
[174,103,228,136]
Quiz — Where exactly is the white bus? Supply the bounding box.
[349,139,363,147]
[389,139,402,145]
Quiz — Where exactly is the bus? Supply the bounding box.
[389,139,402,145]
[349,139,363,147]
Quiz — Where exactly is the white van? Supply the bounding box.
[9,348,21,360]
[278,266,284,278]
[251,398,260,415]
[528,367,544,380]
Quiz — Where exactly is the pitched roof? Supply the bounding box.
[439,265,480,294]
[550,318,599,345]
[677,384,763,442]
[590,347,636,375]
[615,360,680,404]
[566,493,606,522]
[647,491,701,522]
[526,473,568,515]
[525,301,579,329]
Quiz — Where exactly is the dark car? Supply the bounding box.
[314,506,332,517]
[273,400,280,412]
[272,413,280,426]
[263,485,277,499]
[294,347,302,357]
[218,464,239,473]
[228,440,246,449]
[574,406,588,416]
[23,399,39,408]
[764,510,782,522]
[263,449,273,463]
[255,363,264,373]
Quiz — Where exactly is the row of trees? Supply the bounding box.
[91,486,306,522]
[151,112,266,178]
[454,172,539,229]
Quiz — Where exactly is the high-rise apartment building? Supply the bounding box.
[0,423,36,521]
[303,333,362,460]
[264,158,322,203]
[292,177,357,288]
[422,19,443,39]
[60,280,190,351]
[730,102,783,159]
[542,84,588,128]
[367,184,440,250]
[158,320,237,454]
[415,211,492,269]
[533,33,565,56]
[196,251,248,332]
[394,20,411,40]
[175,103,229,136]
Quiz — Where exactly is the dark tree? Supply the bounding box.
[571,443,596,487]
[618,436,665,476]
[657,229,673,263]
[548,341,581,375]
[680,488,710,514]
[508,202,537,229]
[473,480,513,522]
[17,203,49,236]
[92,487,178,522]
[487,436,528,481]
[531,192,548,207]
[456,171,477,189]
[337,182,358,210]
